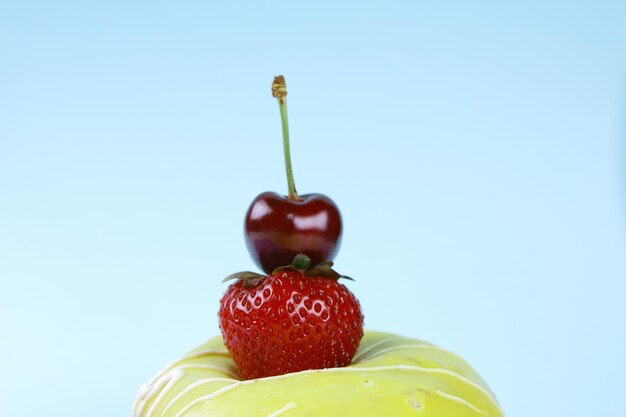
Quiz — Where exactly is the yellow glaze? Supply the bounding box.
[133,330,504,417]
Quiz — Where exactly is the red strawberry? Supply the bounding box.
[218,261,364,380]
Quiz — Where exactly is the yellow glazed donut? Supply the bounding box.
[133,330,504,417]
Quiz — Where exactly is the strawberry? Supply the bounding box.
[218,257,364,380]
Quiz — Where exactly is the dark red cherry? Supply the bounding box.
[244,76,343,273]
[244,75,342,274]
[245,191,342,273]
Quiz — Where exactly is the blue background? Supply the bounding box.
[1,1,625,416]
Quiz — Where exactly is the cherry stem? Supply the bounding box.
[272,75,299,200]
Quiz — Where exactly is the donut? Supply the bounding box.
[133,330,504,417]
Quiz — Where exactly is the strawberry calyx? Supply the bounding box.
[223,253,353,287]
[222,271,266,287]
[274,254,354,281]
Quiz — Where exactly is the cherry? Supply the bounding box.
[245,192,342,274]
[244,76,343,273]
